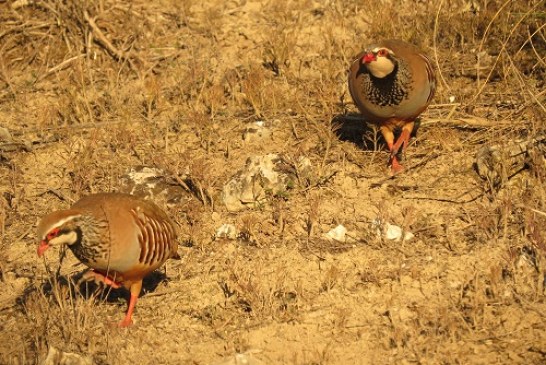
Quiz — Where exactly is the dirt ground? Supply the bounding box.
[1,0,545,364]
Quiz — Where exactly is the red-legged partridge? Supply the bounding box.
[37,193,179,327]
[348,39,436,173]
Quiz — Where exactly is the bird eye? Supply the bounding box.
[377,49,388,57]
[47,228,60,240]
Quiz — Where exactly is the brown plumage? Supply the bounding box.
[348,39,436,173]
[37,193,179,327]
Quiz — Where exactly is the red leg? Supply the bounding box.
[380,125,404,174]
[118,280,142,327]
[390,121,415,157]
[389,121,415,174]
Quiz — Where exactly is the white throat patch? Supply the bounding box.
[366,56,395,78]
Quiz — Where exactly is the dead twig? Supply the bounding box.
[83,10,141,70]
[38,189,74,204]
[36,54,86,83]
[171,174,214,208]
[420,117,513,128]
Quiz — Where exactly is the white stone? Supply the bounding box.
[215,223,238,240]
[372,219,414,242]
[325,224,347,242]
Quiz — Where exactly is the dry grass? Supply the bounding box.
[0,0,545,364]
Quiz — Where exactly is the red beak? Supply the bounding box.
[37,240,49,257]
[362,52,376,63]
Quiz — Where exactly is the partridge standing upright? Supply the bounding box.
[37,193,179,327]
[348,39,436,173]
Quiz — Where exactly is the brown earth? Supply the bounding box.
[0,0,545,364]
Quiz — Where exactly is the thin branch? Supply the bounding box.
[82,9,141,70]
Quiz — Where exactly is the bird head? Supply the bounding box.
[37,211,81,257]
[361,47,396,78]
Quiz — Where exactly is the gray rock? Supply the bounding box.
[119,166,188,206]
[222,153,311,211]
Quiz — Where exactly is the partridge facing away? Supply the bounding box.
[348,39,436,173]
[37,193,179,327]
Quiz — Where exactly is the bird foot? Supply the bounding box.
[118,318,133,327]
[108,317,133,328]
[115,292,138,328]
[106,318,133,328]
[80,270,122,289]
[390,158,405,175]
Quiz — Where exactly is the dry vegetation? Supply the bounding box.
[0,0,545,364]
